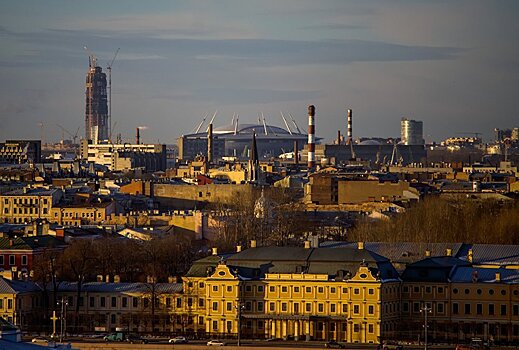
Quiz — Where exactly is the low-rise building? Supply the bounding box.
[0,187,63,224]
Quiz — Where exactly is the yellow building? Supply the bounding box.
[0,277,42,329]
[0,187,62,224]
[50,201,116,226]
[183,243,400,343]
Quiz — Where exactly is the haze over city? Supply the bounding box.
[1,0,518,143]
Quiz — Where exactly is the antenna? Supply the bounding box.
[83,46,96,68]
[107,48,120,142]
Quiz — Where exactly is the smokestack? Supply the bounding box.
[207,123,213,163]
[307,105,316,169]
[136,127,140,145]
[337,130,341,145]
[347,109,353,144]
[294,140,299,164]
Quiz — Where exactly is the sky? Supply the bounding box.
[0,0,518,144]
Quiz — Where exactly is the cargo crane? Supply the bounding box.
[107,48,120,142]
[56,124,80,144]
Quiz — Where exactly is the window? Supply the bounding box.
[269,303,275,312]
[294,287,300,293]
[3,208,7,214]
[122,297,128,308]
[281,286,287,293]
[212,302,218,311]
[342,287,348,293]
[368,324,374,333]
[368,305,374,315]
[437,303,444,314]
[318,287,324,293]
[465,289,470,295]
[342,304,348,313]
[199,282,204,288]
[354,324,360,333]
[199,299,204,307]
[270,286,275,292]
[354,288,360,295]
[413,302,420,313]
[403,286,409,293]
[306,303,311,312]
[306,287,312,293]
[21,255,27,266]
[257,285,264,292]
[245,285,252,292]
[89,297,95,308]
[226,302,232,311]
[0,299,3,309]
[226,286,232,292]
[318,303,324,312]
[501,305,507,316]
[100,297,106,307]
[425,286,432,294]
[294,303,300,313]
[111,297,116,308]
[368,288,374,295]
[212,320,218,331]
[353,305,360,314]
[282,303,287,312]
[453,288,458,294]
[177,298,182,308]
[464,303,471,315]
[330,304,336,313]
[188,298,193,307]
[453,303,459,315]
[414,286,420,293]
[489,304,495,315]
[330,287,336,293]
[258,302,264,312]
[0,256,4,265]
[245,302,252,311]
[78,297,84,307]
[514,305,519,316]
[133,297,138,307]
[7,299,12,309]
[476,303,482,315]
[111,314,116,324]
[212,286,218,292]
[403,302,409,312]
[9,255,15,266]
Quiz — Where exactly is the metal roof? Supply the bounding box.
[55,282,183,294]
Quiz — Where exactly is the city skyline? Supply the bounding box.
[1,0,518,144]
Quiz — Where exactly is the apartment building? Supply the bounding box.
[50,201,116,226]
[0,187,62,224]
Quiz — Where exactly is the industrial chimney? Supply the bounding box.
[207,123,213,163]
[307,105,316,169]
[347,109,353,144]
[136,127,140,145]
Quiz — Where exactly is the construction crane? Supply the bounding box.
[106,48,120,142]
[109,121,118,143]
[56,124,81,144]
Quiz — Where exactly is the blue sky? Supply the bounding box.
[1,0,518,144]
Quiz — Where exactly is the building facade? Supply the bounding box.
[0,140,41,165]
[401,118,424,146]
[0,188,63,224]
[85,58,108,143]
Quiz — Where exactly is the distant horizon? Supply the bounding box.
[1,1,518,144]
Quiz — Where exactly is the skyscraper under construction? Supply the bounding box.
[85,56,108,143]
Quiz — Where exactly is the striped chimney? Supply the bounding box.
[307,105,316,169]
[347,109,353,144]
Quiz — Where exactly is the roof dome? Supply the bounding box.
[358,140,382,146]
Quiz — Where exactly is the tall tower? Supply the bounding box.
[307,105,316,169]
[401,118,424,145]
[85,56,108,143]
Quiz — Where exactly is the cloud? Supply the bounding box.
[194,88,323,105]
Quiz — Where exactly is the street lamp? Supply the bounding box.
[235,302,245,346]
[57,296,69,343]
[420,303,432,350]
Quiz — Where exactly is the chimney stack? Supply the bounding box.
[294,141,299,164]
[307,105,316,169]
[337,130,341,145]
[136,127,140,145]
[347,109,353,144]
[207,123,213,163]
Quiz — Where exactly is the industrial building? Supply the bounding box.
[0,140,41,165]
[80,140,167,172]
[178,120,310,161]
[85,55,109,143]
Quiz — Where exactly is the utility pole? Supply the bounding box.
[420,303,432,350]
[235,302,245,346]
[58,296,69,343]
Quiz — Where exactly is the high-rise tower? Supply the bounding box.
[85,56,108,143]
[401,118,424,145]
